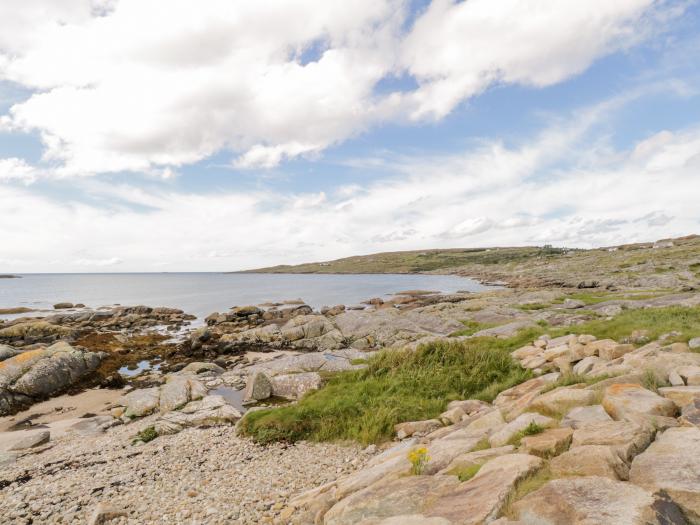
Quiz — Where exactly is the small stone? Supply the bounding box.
[87,503,127,525]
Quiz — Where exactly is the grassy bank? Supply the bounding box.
[240,332,537,445]
[240,305,700,446]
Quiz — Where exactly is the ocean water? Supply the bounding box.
[0,273,490,321]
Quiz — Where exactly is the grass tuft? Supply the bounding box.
[239,335,534,445]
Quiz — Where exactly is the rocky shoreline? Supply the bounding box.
[1,277,700,523]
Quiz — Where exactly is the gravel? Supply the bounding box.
[0,415,370,524]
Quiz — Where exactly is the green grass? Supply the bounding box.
[241,305,700,447]
[450,320,497,337]
[454,464,482,482]
[540,306,700,345]
[133,426,158,444]
[518,303,549,311]
[239,335,534,446]
[507,422,545,447]
[539,373,610,395]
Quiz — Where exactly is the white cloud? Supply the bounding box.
[1,102,699,272]
[0,0,680,175]
[400,0,661,119]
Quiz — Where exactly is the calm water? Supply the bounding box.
[0,273,489,321]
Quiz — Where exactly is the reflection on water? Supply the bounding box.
[118,359,162,377]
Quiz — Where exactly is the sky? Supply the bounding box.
[0,0,699,272]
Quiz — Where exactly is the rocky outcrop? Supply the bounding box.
[282,333,700,524]
[0,341,103,415]
[630,427,700,522]
[0,306,194,347]
[154,394,241,435]
[118,375,207,417]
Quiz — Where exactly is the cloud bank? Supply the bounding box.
[0,0,669,173]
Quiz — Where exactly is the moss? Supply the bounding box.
[454,463,482,482]
[133,426,158,444]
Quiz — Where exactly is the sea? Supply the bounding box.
[0,272,491,322]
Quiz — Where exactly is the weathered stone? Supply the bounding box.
[550,445,629,480]
[494,374,559,421]
[270,372,322,400]
[630,426,700,523]
[512,476,685,525]
[159,376,192,413]
[689,337,700,350]
[87,502,127,525]
[520,427,573,458]
[0,342,103,415]
[561,405,613,429]
[584,338,618,356]
[439,446,515,474]
[446,399,491,415]
[529,385,597,415]
[462,409,506,437]
[9,430,50,450]
[243,371,272,402]
[439,406,466,425]
[122,387,160,417]
[669,370,686,386]
[680,398,700,427]
[677,366,700,386]
[659,386,700,408]
[489,413,557,448]
[572,356,601,375]
[423,436,484,474]
[571,420,653,462]
[602,383,677,421]
[599,343,635,361]
[323,475,459,525]
[155,395,241,434]
[66,416,118,436]
[180,362,225,375]
[422,454,543,524]
[395,419,442,440]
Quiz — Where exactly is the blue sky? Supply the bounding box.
[0,0,699,272]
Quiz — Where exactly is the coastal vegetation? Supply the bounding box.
[241,304,700,446]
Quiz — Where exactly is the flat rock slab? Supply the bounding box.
[550,445,629,480]
[602,384,677,421]
[324,474,460,525]
[512,476,686,524]
[659,386,700,409]
[529,385,597,416]
[561,405,612,429]
[489,413,557,448]
[630,426,700,523]
[440,446,515,474]
[424,454,543,525]
[8,429,50,450]
[494,374,559,421]
[571,420,653,463]
[520,427,573,458]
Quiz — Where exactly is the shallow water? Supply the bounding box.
[0,272,489,321]
[210,386,247,412]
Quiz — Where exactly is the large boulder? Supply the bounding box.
[520,427,573,458]
[0,342,102,415]
[512,476,685,524]
[270,372,322,400]
[0,321,73,345]
[155,395,241,434]
[630,426,700,523]
[120,375,206,417]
